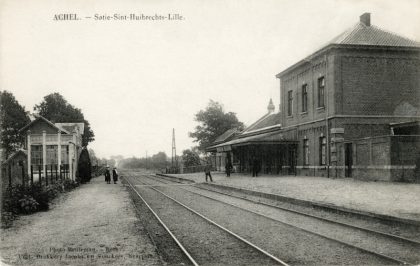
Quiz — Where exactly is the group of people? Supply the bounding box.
[204,160,233,182]
[104,166,118,184]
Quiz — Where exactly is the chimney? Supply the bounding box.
[360,12,371,26]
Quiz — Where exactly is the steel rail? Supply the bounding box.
[151,174,420,246]
[142,174,413,266]
[123,175,199,266]
[197,184,420,244]
[130,175,290,266]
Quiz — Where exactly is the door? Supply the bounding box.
[345,143,353,177]
[288,146,297,175]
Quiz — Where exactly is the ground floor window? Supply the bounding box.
[31,145,43,166]
[303,139,309,165]
[61,145,69,165]
[320,137,326,165]
[47,145,58,165]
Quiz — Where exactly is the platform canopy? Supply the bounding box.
[212,130,297,152]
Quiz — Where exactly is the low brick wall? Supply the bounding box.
[350,135,420,182]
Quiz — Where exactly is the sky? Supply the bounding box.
[1,0,420,159]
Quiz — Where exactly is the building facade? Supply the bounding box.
[208,99,298,175]
[208,13,420,181]
[275,13,420,181]
[18,115,84,183]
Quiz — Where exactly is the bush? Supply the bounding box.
[63,179,79,190]
[18,195,39,214]
[2,184,26,214]
[1,212,16,228]
[27,183,50,211]
[1,178,81,228]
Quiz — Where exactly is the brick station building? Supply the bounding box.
[209,13,420,182]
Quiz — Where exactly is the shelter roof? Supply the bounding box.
[213,128,239,144]
[214,130,296,148]
[55,123,85,134]
[2,149,27,165]
[19,115,70,134]
[242,112,281,135]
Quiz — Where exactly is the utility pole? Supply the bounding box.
[145,151,148,169]
[171,128,177,168]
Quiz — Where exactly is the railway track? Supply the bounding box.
[124,174,288,265]
[152,174,420,242]
[134,173,420,265]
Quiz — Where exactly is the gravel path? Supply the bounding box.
[0,177,161,266]
[166,172,420,222]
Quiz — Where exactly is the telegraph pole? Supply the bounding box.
[171,128,177,168]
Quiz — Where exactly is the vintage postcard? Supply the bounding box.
[1,0,420,265]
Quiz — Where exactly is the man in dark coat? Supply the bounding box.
[204,164,213,182]
[112,167,119,184]
[252,157,259,177]
[104,167,111,184]
[225,161,233,177]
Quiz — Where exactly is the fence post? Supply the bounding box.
[31,165,34,185]
[50,164,54,184]
[55,164,58,181]
[8,164,12,187]
[38,165,42,186]
[21,164,25,187]
[46,165,49,186]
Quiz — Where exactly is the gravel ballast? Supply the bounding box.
[126,175,278,265]
[164,172,420,222]
[129,173,396,265]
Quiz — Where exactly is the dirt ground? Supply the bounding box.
[0,176,161,266]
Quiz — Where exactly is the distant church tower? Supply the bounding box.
[267,98,275,113]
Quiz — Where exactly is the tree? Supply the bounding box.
[88,148,98,166]
[34,93,95,146]
[151,152,167,169]
[118,152,168,170]
[77,148,92,183]
[110,155,124,167]
[189,100,244,152]
[0,91,30,158]
[182,149,201,167]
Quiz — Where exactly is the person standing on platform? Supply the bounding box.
[252,157,259,177]
[104,166,111,184]
[112,167,119,184]
[225,161,232,177]
[204,163,213,182]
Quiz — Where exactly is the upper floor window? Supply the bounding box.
[318,77,325,108]
[302,84,308,113]
[287,90,293,116]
